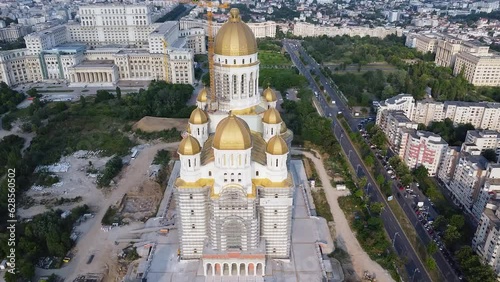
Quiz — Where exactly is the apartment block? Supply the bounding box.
[462,130,500,156]
[438,146,461,185]
[400,130,448,176]
[377,110,418,151]
[472,165,500,221]
[472,197,500,276]
[453,52,500,87]
[392,97,500,131]
[292,22,403,38]
[413,101,445,126]
[448,153,489,211]
[375,94,415,125]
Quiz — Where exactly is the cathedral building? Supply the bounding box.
[173,8,294,277]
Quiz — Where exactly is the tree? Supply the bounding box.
[427,242,438,255]
[433,215,448,230]
[376,174,384,186]
[413,165,429,180]
[364,154,375,168]
[116,86,122,100]
[80,95,87,108]
[481,149,498,163]
[95,90,114,103]
[358,176,367,189]
[27,88,39,98]
[370,202,385,215]
[444,225,461,246]
[401,174,413,186]
[450,214,465,229]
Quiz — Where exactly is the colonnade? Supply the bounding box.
[204,262,264,276]
[71,72,113,83]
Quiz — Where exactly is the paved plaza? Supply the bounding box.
[141,160,335,282]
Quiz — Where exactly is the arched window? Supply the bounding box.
[249,73,254,97]
[241,74,246,97]
[188,159,191,167]
[233,59,236,64]
[232,75,238,98]
[271,128,274,135]
[276,159,279,167]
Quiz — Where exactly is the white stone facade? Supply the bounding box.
[179,18,277,38]
[292,22,403,38]
[0,5,205,87]
[174,10,294,277]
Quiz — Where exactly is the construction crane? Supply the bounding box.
[162,39,169,82]
[179,0,230,110]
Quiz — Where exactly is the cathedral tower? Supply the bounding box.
[174,8,294,278]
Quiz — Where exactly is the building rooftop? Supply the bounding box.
[415,130,448,145]
[388,110,413,123]
[73,60,115,68]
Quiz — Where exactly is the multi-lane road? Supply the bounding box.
[283,39,460,282]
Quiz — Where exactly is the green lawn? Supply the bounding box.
[258,51,292,66]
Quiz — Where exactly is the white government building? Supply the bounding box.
[174,8,294,277]
[0,4,207,86]
[0,5,280,88]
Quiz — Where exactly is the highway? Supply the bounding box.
[283,39,435,282]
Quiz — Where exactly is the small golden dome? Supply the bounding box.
[262,107,282,124]
[266,135,289,155]
[189,108,208,124]
[214,8,257,56]
[213,113,252,150]
[280,122,287,134]
[263,87,277,102]
[178,135,201,155]
[197,87,208,102]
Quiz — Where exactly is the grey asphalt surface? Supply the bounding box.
[283,39,445,282]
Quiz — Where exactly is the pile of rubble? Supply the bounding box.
[73,150,103,159]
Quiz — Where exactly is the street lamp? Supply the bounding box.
[411,268,420,282]
[392,232,400,248]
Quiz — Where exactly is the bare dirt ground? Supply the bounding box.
[294,149,395,282]
[132,116,187,132]
[34,141,180,282]
[18,153,111,219]
[0,120,35,152]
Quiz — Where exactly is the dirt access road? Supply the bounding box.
[36,141,180,281]
[293,149,395,282]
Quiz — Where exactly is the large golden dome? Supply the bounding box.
[262,107,282,124]
[213,113,252,150]
[178,135,201,155]
[197,87,208,102]
[189,108,208,124]
[214,8,257,56]
[263,87,277,102]
[266,135,288,155]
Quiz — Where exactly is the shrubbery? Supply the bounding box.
[0,205,89,280]
[97,156,123,188]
